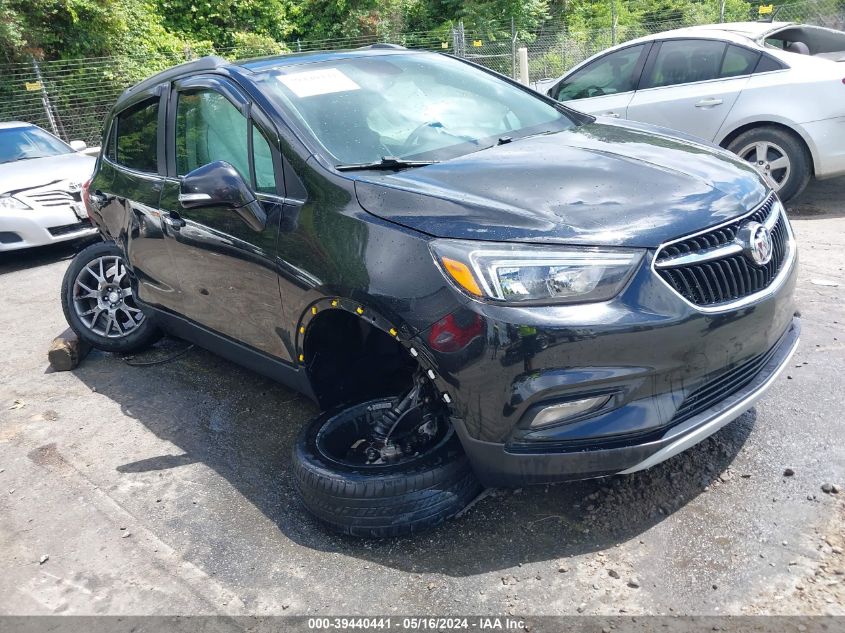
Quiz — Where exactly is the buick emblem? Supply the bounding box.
[738,221,773,266]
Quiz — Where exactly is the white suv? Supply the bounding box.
[539,22,845,200]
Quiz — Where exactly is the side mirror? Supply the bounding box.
[179,160,267,231]
[69,140,87,152]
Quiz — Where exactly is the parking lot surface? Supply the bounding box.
[1,180,843,616]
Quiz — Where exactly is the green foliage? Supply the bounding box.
[0,0,26,62]
[458,0,551,33]
[156,0,295,48]
[292,0,381,40]
[229,31,290,58]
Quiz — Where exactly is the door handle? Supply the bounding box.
[602,111,621,118]
[162,211,186,229]
[695,98,723,108]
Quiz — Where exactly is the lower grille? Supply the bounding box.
[671,343,780,425]
[48,219,93,237]
[655,193,791,307]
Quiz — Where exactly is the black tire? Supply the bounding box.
[292,398,483,538]
[727,126,812,202]
[61,241,162,353]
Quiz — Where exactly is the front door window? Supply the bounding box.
[555,44,647,101]
[176,89,277,193]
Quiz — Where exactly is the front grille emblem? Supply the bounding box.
[738,221,773,266]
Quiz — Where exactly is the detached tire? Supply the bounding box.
[292,398,482,538]
[727,126,811,202]
[61,241,162,353]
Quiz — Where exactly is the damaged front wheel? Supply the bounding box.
[292,392,482,537]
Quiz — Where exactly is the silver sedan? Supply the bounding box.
[0,122,97,252]
[538,22,845,201]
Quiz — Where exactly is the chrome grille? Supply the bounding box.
[25,189,80,207]
[655,193,791,307]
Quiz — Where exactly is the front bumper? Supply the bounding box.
[449,318,798,486]
[0,206,96,251]
[415,212,799,486]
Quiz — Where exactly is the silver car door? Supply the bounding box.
[626,40,758,141]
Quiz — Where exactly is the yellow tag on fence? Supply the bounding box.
[759,4,774,14]
[472,40,483,47]
[441,42,448,49]
[24,81,42,92]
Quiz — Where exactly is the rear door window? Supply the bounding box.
[114,98,159,173]
[642,40,727,88]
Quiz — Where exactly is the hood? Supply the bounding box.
[353,121,768,248]
[0,153,96,196]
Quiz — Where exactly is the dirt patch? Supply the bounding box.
[749,496,845,615]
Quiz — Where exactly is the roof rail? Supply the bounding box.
[360,43,406,50]
[115,55,229,107]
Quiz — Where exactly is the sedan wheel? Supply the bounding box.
[736,140,791,193]
[727,126,811,202]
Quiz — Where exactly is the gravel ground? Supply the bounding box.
[0,179,843,616]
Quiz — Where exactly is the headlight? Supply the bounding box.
[431,239,644,305]
[0,195,31,211]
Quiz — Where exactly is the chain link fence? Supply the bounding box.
[1,0,843,146]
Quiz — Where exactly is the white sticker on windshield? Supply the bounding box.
[278,68,361,98]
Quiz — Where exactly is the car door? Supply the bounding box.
[91,86,186,314]
[550,43,651,119]
[626,39,759,141]
[158,75,289,359]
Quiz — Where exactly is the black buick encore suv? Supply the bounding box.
[62,47,800,537]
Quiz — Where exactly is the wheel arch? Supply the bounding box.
[717,119,817,177]
[296,297,450,410]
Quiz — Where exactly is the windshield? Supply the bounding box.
[254,53,575,165]
[0,126,72,164]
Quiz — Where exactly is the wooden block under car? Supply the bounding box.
[48,327,91,371]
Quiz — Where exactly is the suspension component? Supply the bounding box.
[371,370,427,442]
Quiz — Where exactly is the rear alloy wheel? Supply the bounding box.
[728,126,811,202]
[292,376,482,537]
[61,241,161,353]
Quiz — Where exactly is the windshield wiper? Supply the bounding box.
[336,156,440,171]
[6,156,45,163]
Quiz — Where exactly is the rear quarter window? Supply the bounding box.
[721,45,761,78]
[755,54,787,73]
[113,98,159,173]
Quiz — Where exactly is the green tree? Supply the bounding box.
[155,0,296,46]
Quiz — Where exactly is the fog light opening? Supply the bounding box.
[528,395,611,429]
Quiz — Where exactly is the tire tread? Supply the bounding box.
[292,399,482,538]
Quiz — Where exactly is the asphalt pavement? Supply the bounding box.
[0,179,843,616]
